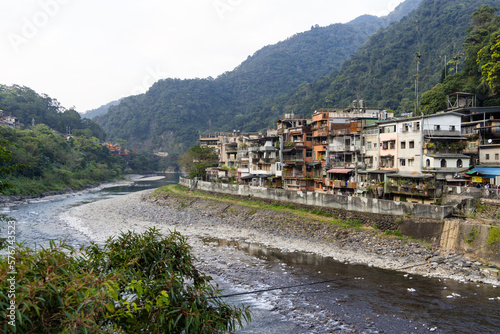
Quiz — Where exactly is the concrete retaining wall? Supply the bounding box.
[440,221,500,267]
[445,186,500,200]
[180,178,454,220]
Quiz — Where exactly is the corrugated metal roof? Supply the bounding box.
[472,167,500,176]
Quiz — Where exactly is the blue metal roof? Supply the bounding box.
[472,167,500,176]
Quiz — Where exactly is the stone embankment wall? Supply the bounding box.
[440,221,500,268]
[180,178,454,220]
[178,178,500,269]
[445,186,500,200]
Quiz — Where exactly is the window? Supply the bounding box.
[401,141,406,149]
[470,142,477,149]
[408,158,414,167]
[457,159,463,168]
[306,150,312,157]
[400,159,406,166]
[367,142,372,150]
[306,135,312,142]
[389,141,395,150]
[426,159,431,167]
[415,122,420,130]
[486,154,490,160]
[409,141,415,149]
[374,143,377,148]
[435,125,441,131]
[441,159,447,168]
[450,125,456,132]
[496,154,499,161]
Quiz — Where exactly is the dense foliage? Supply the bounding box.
[273,0,500,117]
[0,228,250,333]
[0,85,106,140]
[420,5,500,111]
[179,146,218,179]
[0,125,126,195]
[96,12,403,153]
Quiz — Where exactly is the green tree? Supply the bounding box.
[478,29,500,94]
[0,228,251,333]
[179,146,218,179]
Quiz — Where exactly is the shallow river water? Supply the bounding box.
[2,175,500,333]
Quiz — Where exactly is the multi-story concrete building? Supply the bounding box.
[246,135,279,187]
[277,114,314,192]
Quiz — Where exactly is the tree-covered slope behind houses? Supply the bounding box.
[96,13,399,153]
[273,0,500,116]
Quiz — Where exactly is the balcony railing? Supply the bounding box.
[389,186,436,197]
[326,181,356,189]
[424,130,461,137]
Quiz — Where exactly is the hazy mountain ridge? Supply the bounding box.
[83,99,122,119]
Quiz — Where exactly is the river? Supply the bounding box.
[2,174,500,333]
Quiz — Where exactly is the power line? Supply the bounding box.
[214,244,496,299]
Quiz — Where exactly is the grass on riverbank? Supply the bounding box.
[154,184,427,246]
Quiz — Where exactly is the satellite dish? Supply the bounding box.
[488,139,493,144]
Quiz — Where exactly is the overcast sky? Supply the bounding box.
[1,0,405,113]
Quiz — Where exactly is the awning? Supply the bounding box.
[308,162,321,166]
[326,168,353,174]
[240,175,254,180]
[471,167,500,177]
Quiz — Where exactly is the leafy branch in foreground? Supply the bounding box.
[0,228,251,333]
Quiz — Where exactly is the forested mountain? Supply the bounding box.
[96,0,422,153]
[82,99,121,120]
[268,0,500,118]
[0,85,106,140]
[420,5,500,111]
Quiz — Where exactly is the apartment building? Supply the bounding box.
[277,114,314,192]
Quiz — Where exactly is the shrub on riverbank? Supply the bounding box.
[0,228,250,333]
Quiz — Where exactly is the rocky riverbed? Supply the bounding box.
[59,187,500,333]
[62,188,500,286]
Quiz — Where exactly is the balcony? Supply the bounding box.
[327,180,356,189]
[390,186,436,197]
[248,146,260,152]
[283,171,305,179]
[329,145,361,152]
[283,157,305,164]
[424,129,462,137]
[261,146,276,152]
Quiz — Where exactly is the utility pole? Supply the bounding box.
[415,53,422,115]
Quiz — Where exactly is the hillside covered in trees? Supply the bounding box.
[0,85,106,140]
[0,86,168,196]
[251,0,500,124]
[96,0,500,156]
[95,0,423,153]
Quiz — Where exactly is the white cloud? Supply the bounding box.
[0,0,405,112]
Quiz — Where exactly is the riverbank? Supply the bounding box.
[0,174,150,206]
[62,185,500,286]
